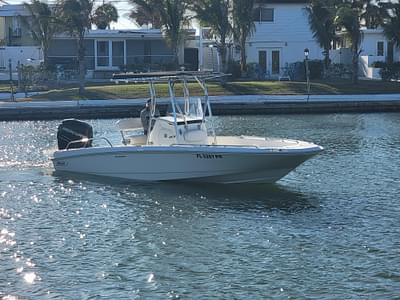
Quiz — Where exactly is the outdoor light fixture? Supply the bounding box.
[304,48,310,101]
[304,48,309,58]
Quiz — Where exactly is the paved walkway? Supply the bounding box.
[1,93,399,121]
[0,93,400,108]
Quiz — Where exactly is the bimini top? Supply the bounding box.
[111,71,227,83]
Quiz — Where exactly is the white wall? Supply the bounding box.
[246,3,323,76]
[360,29,400,62]
[0,46,42,70]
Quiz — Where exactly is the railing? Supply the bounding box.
[66,137,113,150]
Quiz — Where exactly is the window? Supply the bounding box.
[261,8,274,22]
[112,41,124,67]
[252,7,274,22]
[377,41,384,56]
[96,40,126,68]
[97,41,109,67]
[144,41,151,64]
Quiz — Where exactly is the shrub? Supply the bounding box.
[226,60,241,80]
[307,59,324,79]
[379,62,400,81]
[371,61,386,68]
[246,63,259,79]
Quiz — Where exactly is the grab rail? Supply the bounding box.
[66,137,113,150]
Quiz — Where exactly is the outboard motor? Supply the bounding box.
[57,119,93,150]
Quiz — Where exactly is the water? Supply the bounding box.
[1,113,400,299]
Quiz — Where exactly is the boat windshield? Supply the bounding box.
[166,97,204,119]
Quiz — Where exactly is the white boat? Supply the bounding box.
[52,71,323,184]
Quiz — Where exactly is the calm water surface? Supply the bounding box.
[0,113,399,299]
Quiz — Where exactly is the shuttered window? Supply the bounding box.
[253,8,274,22]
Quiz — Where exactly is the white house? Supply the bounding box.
[358,28,400,79]
[332,28,400,79]
[245,0,323,79]
[0,4,42,70]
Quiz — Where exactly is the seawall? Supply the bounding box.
[1,94,400,121]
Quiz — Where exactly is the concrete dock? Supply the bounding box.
[1,94,400,121]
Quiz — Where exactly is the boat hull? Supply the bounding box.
[52,143,322,184]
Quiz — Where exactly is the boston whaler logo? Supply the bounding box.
[196,153,223,159]
[56,160,67,166]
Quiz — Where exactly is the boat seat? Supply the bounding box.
[116,118,143,131]
[183,129,208,143]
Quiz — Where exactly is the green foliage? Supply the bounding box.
[130,0,189,65]
[23,0,59,68]
[129,1,162,28]
[93,3,119,29]
[335,4,363,84]
[306,0,336,68]
[226,60,241,80]
[190,0,232,71]
[379,62,400,81]
[371,61,386,68]
[383,3,400,49]
[58,0,93,37]
[308,60,324,80]
[232,0,255,72]
[58,0,94,94]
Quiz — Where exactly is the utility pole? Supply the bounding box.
[9,59,15,102]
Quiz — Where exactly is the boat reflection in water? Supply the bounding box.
[52,71,323,184]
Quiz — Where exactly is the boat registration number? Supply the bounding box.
[196,154,223,159]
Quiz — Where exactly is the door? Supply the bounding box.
[184,48,199,71]
[258,50,267,76]
[271,50,280,75]
[387,41,394,64]
[96,41,109,67]
[112,41,124,67]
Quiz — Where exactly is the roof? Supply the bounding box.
[54,28,196,40]
[0,4,31,17]
[256,0,309,3]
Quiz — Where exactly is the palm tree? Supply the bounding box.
[360,0,387,29]
[23,0,59,69]
[306,0,336,70]
[232,0,255,73]
[93,3,118,30]
[335,4,363,84]
[129,1,162,28]
[382,3,400,49]
[58,0,94,94]
[190,0,232,72]
[130,0,189,67]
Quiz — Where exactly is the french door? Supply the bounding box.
[95,40,126,70]
[258,48,281,76]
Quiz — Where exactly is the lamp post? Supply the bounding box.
[304,48,310,101]
[9,59,15,102]
[209,44,214,72]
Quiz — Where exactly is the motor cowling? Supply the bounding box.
[57,119,93,150]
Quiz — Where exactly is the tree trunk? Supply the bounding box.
[42,41,49,70]
[352,46,359,84]
[323,48,330,78]
[77,33,86,95]
[323,48,330,70]
[240,33,247,73]
[219,32,227,72]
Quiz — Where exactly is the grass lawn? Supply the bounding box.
[25,79,400,101]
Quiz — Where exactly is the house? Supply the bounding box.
[245,0,323,79]
[0,4,42,70]
[48,29,179,79]
[0,4,193,78]
[332,28,400,79]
